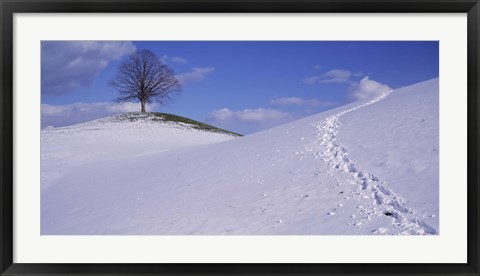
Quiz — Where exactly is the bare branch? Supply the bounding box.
[109,49,182,112]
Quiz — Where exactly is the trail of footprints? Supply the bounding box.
[310,91,437,235]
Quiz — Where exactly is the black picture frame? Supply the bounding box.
[1,0,479,275]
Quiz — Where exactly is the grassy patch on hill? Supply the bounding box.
[113,112,243,136]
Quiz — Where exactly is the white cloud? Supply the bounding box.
[237,109,290,122]
[302,76,321,84]
[313,65,322,69]
[41,41,136,95]
[270,97,335,107]
[303,69,353,85]
[161,55,188,64]
[302,67,391,101]
[350,76,391,100]
[352,71,365,77]
[171,56,188,64]
[208,108,291,123]
[176,67,215,84]
[208,108,234,121]
[207,107,297,134]
[41,102,157,128]
[318,69,352,84]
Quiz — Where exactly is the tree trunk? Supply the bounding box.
[141,101,146,113]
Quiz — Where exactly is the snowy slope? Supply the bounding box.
[41,113,239,189]
[337,79,439,231]
[41,78,439,235]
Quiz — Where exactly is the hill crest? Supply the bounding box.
[49,111,242,137]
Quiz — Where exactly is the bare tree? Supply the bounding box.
[109,49,182,113]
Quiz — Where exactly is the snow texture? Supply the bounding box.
[41,78,439,235]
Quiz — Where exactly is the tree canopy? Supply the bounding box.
[109,49,182,112]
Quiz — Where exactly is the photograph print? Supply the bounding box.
[41,41,439,235]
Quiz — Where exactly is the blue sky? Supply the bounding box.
[41,41,438,134]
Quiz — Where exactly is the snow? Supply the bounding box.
[41,78,439,235]
[337,79,439,232]
[41,114,237,188]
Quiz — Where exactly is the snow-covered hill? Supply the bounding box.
[41,112,239,189]
[41,78,439,235]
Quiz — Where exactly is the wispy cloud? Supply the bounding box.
[352,71,365,77]
[313,65,322,69]
[208,108,291,123]
[161,55,188,64]
[270,97,335,107]
[302,76,322,84]
[319,69,352,83]
[41,41,136,95]
[41,102,157,128]
[349,77,391,100]
[303,69,359,84]
[207,107,297,134]
[302,67,390,101]
[171,56,188,64]
[176,67,215,84]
